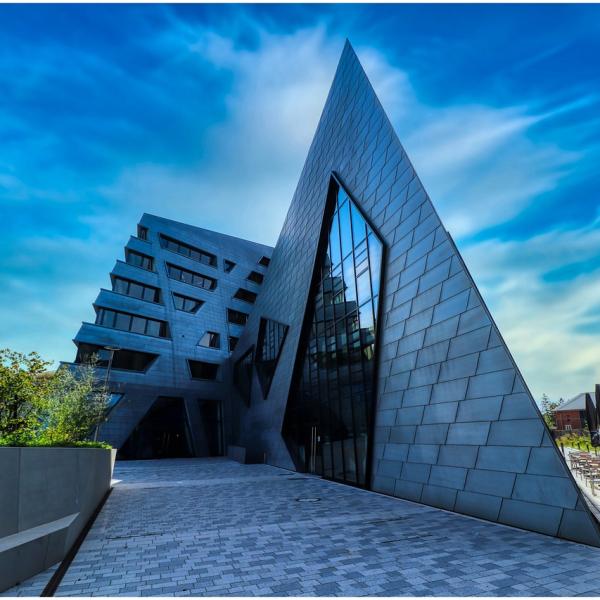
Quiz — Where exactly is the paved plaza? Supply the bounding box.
[7,457,600,597]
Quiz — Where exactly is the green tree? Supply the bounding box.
[42,359,109,444]
[0,349,52,441]
[541,393,561,428]
[0,348,110,446]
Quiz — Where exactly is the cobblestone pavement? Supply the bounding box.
[41,458,600,596]
[1,563,58,597]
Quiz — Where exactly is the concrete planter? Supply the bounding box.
[0,447,116,592]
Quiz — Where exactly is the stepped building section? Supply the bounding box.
[70,213,272,459]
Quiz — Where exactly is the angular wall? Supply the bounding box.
[232,41,600,545]
[71,213,272,455]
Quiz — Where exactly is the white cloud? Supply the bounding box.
[462,218,600,401]
[100,24,344,246]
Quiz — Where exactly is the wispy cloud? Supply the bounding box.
[0,4,599,403]
[463,216,600,399]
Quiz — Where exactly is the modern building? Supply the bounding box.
[70,213,272,459]
[554,393,593,433]
[71,42,600,546]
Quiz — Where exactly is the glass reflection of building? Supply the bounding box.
[283,179,383,487]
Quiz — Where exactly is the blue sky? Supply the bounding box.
[1,4,599,402]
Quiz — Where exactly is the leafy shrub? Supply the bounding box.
[0,348,112,449]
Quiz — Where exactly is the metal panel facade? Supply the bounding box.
[72,213,272,453]
[231,42,600,545]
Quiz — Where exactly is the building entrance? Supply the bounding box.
[118,396,194,460]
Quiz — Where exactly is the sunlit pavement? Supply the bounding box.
[12,457,600,597]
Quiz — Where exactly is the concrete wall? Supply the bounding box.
[0,447,115,592]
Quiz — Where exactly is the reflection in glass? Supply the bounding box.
[283,178,384,488]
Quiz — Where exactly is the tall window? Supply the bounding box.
[229,336,239,352]
[165,262,217,290]
[172,293,203,314]
[137,225,148,241]
[125,249,154,271]
[159,234,217,268]
[282,177,384,488]
[255,318,288,397]
[233,347,254,406]
[95,307,170,338]
[112,276,161,303]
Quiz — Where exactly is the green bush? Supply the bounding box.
[0,348,112,449]
[556,433,595,452]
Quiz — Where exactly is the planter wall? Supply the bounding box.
[0,447,116,592]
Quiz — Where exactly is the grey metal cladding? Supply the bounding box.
[231,41,600,545]
[72,213,273,454]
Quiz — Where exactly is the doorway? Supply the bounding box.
[118,396,194,460]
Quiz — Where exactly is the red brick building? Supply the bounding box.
[554,392,593,432]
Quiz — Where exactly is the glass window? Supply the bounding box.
[258,256,271,267]
[94,307,169,338]
[111,276,161,304]
[255,318,288,397]
[125,249,154,271]
[113,277,129,295]
[188,360,219,380]
[137,225,148,241]
[144,319,159,337]
[199,331,220,349]
[128,282,143,299]
[224,259,236,273]
[172,293,203,313]
[233,288,258,304]
[227,308,248,326]
[233,347,254,406]
[159,234,217,267]
[229,336,239,352]
[329,212,342,269]
[338,197,353,260]
[166,263,216,290]
[282,177,383,489]
[247,270,264,284]
[114,312,131,331]
[130,316,147,334]
[75,343,158,372]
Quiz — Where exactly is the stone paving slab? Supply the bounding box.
[37,457,600,596]
[0,563,58,597]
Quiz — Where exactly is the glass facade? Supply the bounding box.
[283,180,383,488]
[255,318,288,397]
